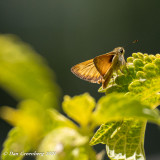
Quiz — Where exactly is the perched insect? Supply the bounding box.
[71,47,126,89]
[71,41,138,89]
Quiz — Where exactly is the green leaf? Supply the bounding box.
[1,127,31,160]
[90,120,146,160]
[93,93,160,125]
[127,77,160,109]
[0,100,53,138]
[100,53,160,109]
[62,93,95,127]
[95,53,160,160]
[37,127,96,160]
[0,34,60,108]
[114,52,160,108]
[48,109,78,129]
[0,101,80,160]
[126,54,160,109]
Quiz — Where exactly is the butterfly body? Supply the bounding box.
[71,47,125,89]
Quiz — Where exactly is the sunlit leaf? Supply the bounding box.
[93,93,160,125]
[0,34,60,108]
[100,53,160,109]
[48,109,78,129]
[62,93,95,127]
[90,92,160,160]
[94,53,160,160]
[1,127,31,160]
[37,127,96,160]
[90,120,146,160]
[0,105,42,141]
[0,99,57,160]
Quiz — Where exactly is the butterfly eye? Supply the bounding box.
[120,48,123,53]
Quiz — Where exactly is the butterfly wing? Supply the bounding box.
[71,59,102,84]
[93,52,115,77]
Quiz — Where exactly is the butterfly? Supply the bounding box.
[71,47,126,89]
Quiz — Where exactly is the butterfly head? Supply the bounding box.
[113,47,125,55]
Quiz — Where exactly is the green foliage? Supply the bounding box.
[0,35,60,108]
[90,121,146,160]
[0,35,97,160]
[99,52,160,108]
[93,93,160,125]
[91,52,160,160]
[90,120,146,160]
[48,109,78,129]
[1,127,31,160]
[37,127,93,160]
[0,34,61,160]
[62,93,95,127]
[0,34,159,160]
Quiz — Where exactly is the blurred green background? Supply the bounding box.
[0,0,160,159]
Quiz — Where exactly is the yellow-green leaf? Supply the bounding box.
[37,127,96,160]
[90,120,146,160]
[48,109,78,129]
[62,93,95,127]
[93,93,160,125]
[1,127,31,160]
[0,34,60,108]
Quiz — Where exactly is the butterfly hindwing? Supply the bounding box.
[71,59,102,84]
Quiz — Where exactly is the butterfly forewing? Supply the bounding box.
[93,52,115,76]
[71,59,102,84]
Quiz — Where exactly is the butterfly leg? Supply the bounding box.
[103,68,114,89]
